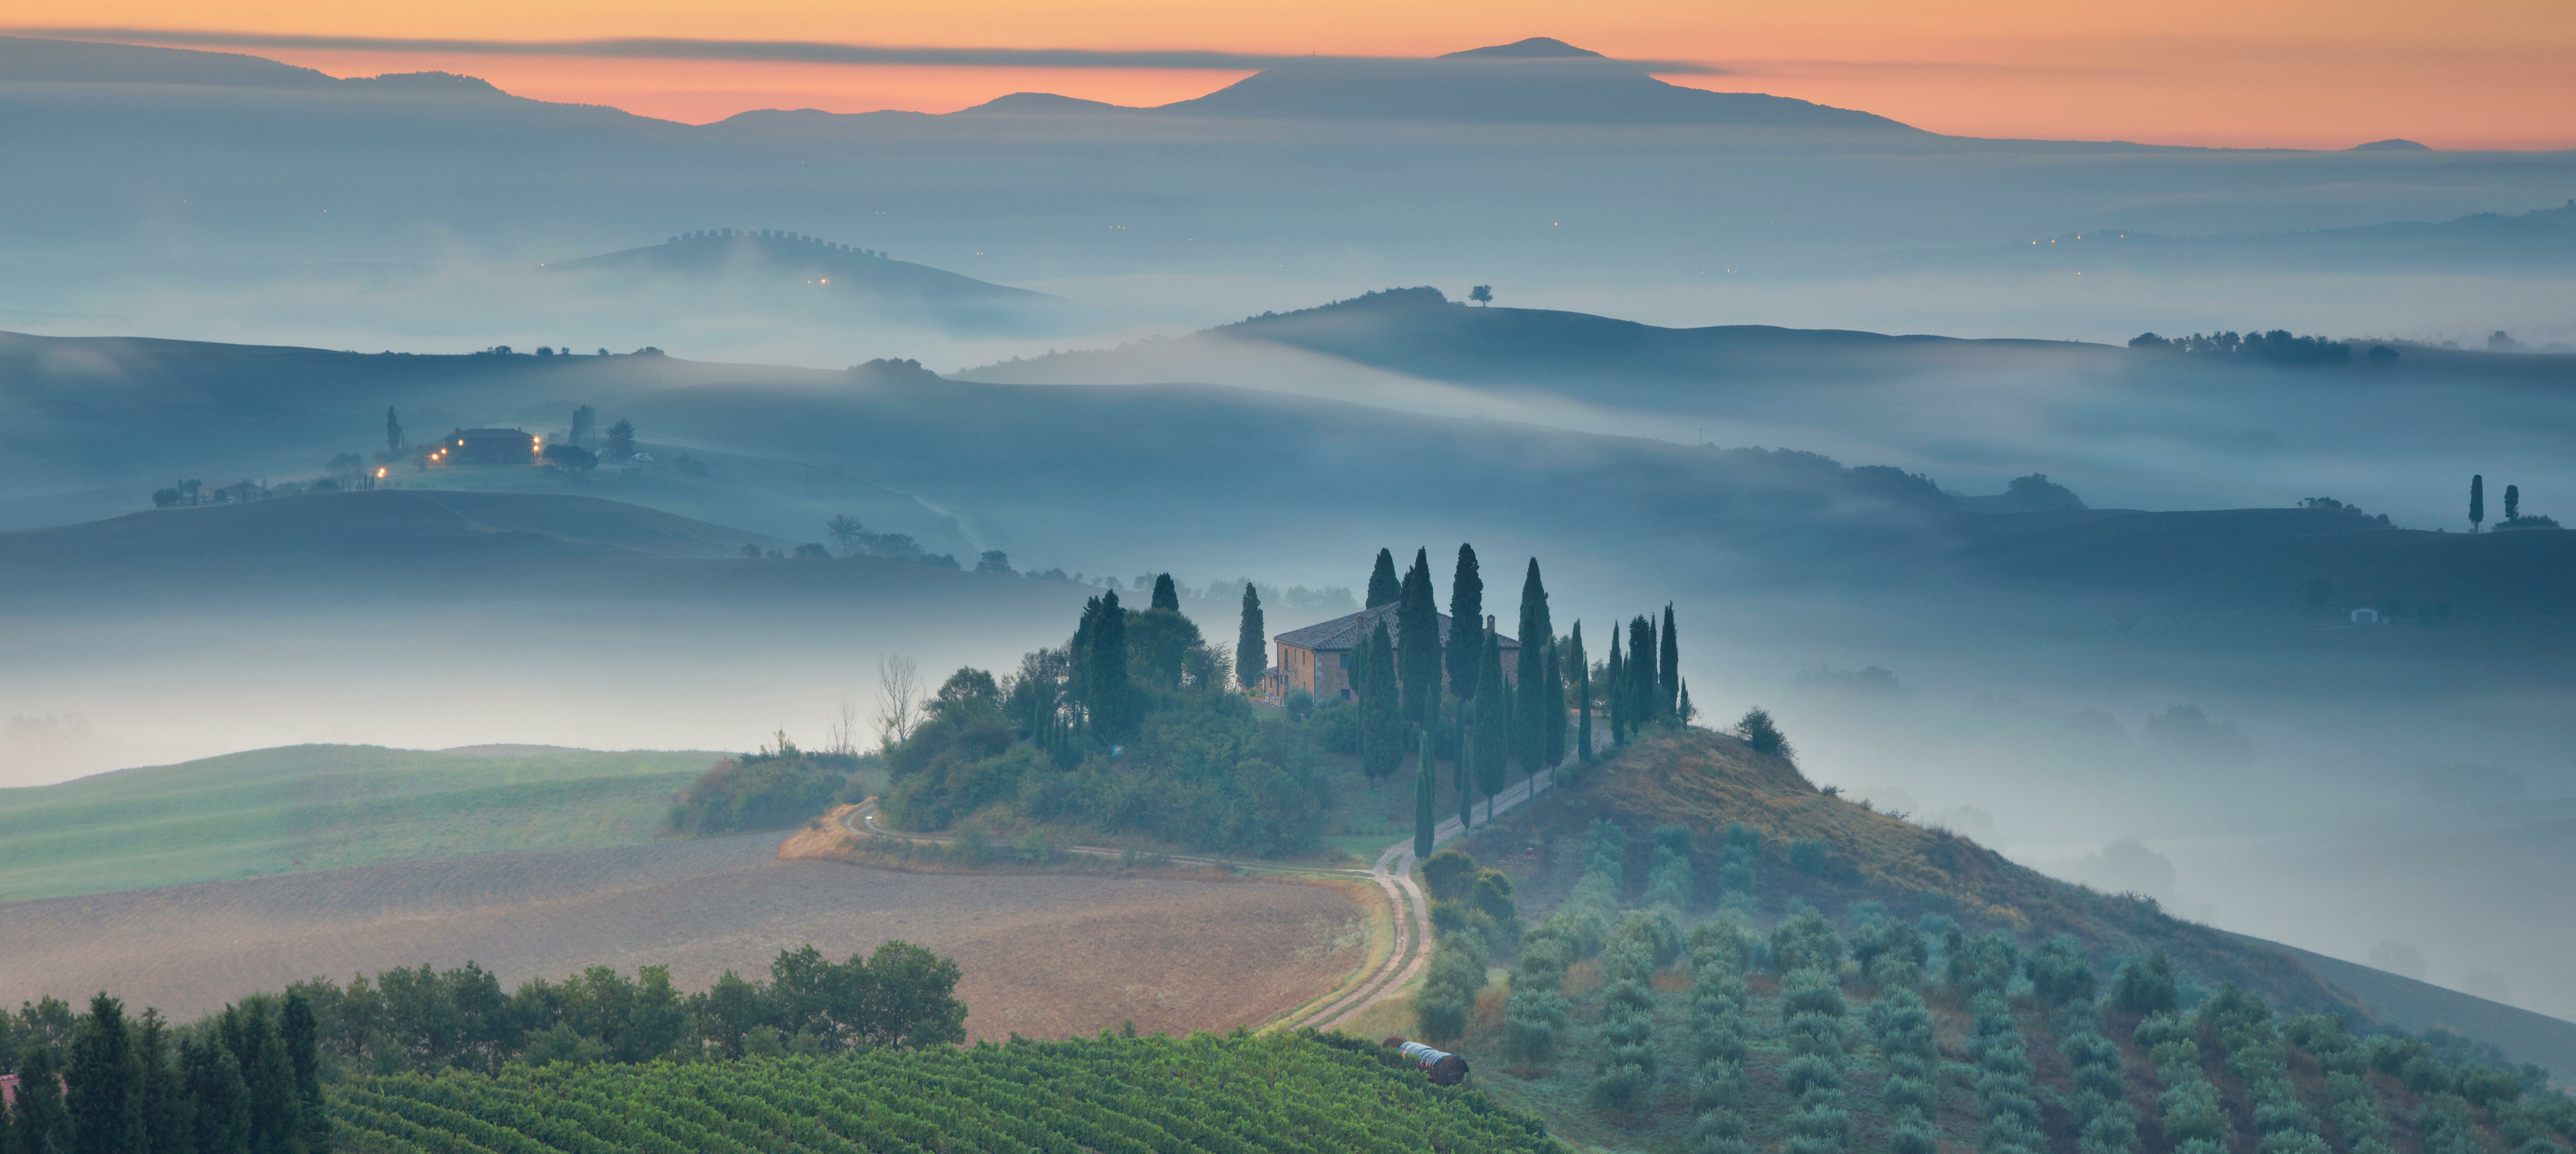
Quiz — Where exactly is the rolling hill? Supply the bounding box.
[545,229,1061,331]
[0,743,718,900]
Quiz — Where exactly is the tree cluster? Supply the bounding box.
[2129,330,2353,365]
[0,992,326,1154]
[667,735,867,837]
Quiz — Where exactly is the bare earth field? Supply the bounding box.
[0,833,1366,1040]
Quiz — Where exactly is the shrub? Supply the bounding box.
[670,743,864,837]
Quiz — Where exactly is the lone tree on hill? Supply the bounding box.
[1150,573,1179,611]
[384,405,403,452]
[1660,605,1680,719]
[2471,474,2485,531]
[2505,484,2520,522]
[1448,544,1484,700]
[1366,548,1401,608]
[1469,285,1494,305]
[1235,582,1265,690]
[606,418,637,460]
[1397,549,1444,723]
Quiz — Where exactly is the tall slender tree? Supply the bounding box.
[1366,549,1401,609]
[15,1043,70,1154]
[68,993,144,1154]
[1413,723,1436,859]
[280,994,325,1153]
[1075,592,1133,741]
[136,1012,188,1154]
[1448,545,1485,700]
[180,1033,249,1154]
[1543,637,1566,769]
[1629,615,1659,726]
[1660,604,1680,721]
[1606,629,1625,745]
[2505,484,2520,522]
[227,1002,299,1154]
[1396,550,1443,724]
[1473,625,1509,823]
[1235,583,1266,690]
[1150,573,1180,611]
[1358,621,1403,784]
[1454,694,1472,831]
[1513,559,1552,780]
[1570,623,1593,762]
[2471,474,2485,531]
[384,406,402,452]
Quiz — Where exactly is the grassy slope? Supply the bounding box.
[1450,728,2576,1076]
[0,744,716,900]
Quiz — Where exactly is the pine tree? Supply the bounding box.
[605,418,637,460]
[1570,622,1593,762]
[1447,545,1484,700]
[1235,583,1266,690]
[1626,615,1660,726]
[1513,559,1552,781]
[227,1002,299,1154]
[383,406,402,452]
[1396,550,1443,724]
[15,1043,70,1154]
[68,993,144,1154]
[181,1033,250,1154]
[1473,625,1509,823]
[1606,630,1625,745]
[1366,549,1401,608]
[1413,726,1437,860]
[1150,573,1179,611]
[280,994,325,1153]
[2471,474,2485,531]
[1358,621,1403,784]
[1660,605,1681,720]
[135,1012,189,1154]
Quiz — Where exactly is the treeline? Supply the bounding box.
[881,576,1332,855]
[0,941,966,1151]
[2128,329,2357,365]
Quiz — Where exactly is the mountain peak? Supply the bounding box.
[1440,37,1607,60]
[2350,138,2432,151]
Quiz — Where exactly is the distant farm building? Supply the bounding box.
[2350,607,2382,625]
[449,427,541,464]
[1269,603,1517,702]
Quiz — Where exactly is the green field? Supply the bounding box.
[0,744,720,901]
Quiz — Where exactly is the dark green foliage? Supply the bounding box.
[180,1032,250,1154]
[1850,904,1929,989]
[1074,591,1136,739]
[1660,605,1680,720]
[1414,923,1489,1044]
[223,1000,301,1154]
[68,994,144,1154]
[2109,950,2181,1016]
[1448,545,1484,700]
[2027,934,2098,1006]
[1126,603,1203,691]
[1590,912,1668,1115]
[133,1013,189,1154]
[1513,560,1552,777]
[603,418,635,460]
[1605,630,1625,745]
[16,1043,73,1154]
[1421,847,1481,903]
[1397,550,1443,724]
[1149,573,1179,611]
[1716,822,1760,900]
[1570,623,1593,763]
[1771,904,1844,974]
[1365,548,1401,609]
[384,406,402,452]
[1470,627,1509,820]
[1645,824,1693,911]
[1627,616,1658,726]
[2473,474,2486,529]
[278,995,326,1153]
[1735,708,1793,759]
[1357,621,1404,783]
[1947,931,2021,997]
[1413,727,1436,860]
[669,739,863,837]
[1235,582,1265,688]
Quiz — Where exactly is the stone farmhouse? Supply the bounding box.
[1268,603,1519,702]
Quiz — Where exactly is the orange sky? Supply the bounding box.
[16,0,2576,148]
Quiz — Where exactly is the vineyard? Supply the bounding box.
[327,1031,1564,1153]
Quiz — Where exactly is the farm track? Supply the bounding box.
[840,767,1557,1035]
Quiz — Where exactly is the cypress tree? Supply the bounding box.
[1413,725,1436,859]
[384,406,402,452]
[2470,474,2485,531]
[1235,583,1265,690]
[1513,559,1552,780]
[1678,678,1694,726]
[1150,573,1179,611]
[1077,592,1132,741]
[1628,616,1658,726]
[15,1043,70,1154]
[280,994,325,1153]
[2506,483,2520,522]
[1606,631,1625,745]
[136,1012,189,1154]
[182,1033,250,1154]
[1660,605,1680,720]
[1395,550,1443,724]
[1544,638,1566,768]
[228,1002,301,1154]
[1473,625,1508,823]
[1455,696,1473,831]
[1447,545,1484,700]
[1358,621,1403,784]
[1366,549,1401,608]
[1570,622,1593,762]
[68,993,144,1154]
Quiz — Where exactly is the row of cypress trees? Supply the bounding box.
[1605,605,1685,744]
[2,994,326,1154]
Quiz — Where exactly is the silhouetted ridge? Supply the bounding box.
[1440,37,1607,59]
[2350,138,2433,150]
[548,230,1047,303]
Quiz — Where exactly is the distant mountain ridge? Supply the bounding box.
[548,229,1049,304]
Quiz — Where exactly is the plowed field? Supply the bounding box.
[0,833,1365,1039]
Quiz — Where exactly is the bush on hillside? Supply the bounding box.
[670,737,866,837]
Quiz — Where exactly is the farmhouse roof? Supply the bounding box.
[1273,603,1519,653]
